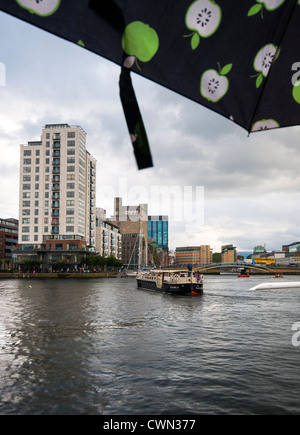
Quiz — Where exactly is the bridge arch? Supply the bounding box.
[194,262,275,273]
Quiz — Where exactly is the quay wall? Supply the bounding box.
[0,272,118,279]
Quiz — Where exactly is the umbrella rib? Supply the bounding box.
[249,0,298,134]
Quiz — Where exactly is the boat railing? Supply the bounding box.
[137,271,204,285]
[171,274,203,284]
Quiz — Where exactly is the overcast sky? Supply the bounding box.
[1,11,300,253]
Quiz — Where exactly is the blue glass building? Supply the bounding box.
[148,216,168,251]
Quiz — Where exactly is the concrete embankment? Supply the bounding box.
[0,272,118,279]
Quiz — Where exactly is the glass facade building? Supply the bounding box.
[148,216,168,251]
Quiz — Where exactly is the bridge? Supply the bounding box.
[192,262,285,274]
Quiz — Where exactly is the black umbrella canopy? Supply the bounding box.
[1,0,300,169]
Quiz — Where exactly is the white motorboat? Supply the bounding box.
[250,282,300,290]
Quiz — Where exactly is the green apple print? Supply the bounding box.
[122,21,159,70]
[185,0,222,50]
[252,44,278,88]
[200,63,232,103]
[292,82,300,104]
[248,0,286,17]
[16,0,61,16]
[251,119,280,131]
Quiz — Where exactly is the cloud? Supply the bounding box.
[1,11,300,253]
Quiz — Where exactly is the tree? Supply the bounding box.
[213,252,221,263]
[153,248,159,267]
[23,258,42,272]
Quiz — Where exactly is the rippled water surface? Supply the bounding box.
[1,275,300,415]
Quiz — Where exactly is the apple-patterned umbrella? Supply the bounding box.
[1,0,300,169]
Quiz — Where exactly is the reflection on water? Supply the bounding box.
[0,276,300,414]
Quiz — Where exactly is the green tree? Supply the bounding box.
[153,248,159,267]
[213,252,221,263]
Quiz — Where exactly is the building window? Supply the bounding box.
[67,166,75,172]
[67,132,75,138]
[23,150,31,156]
[67,140,75,146]
[23,158,31,165]
[23,167,31,173]
[22,235,30,241]
[66,226,74,232]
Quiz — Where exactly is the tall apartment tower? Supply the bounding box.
[19,124,96,250]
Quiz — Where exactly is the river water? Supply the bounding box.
[0,275,300,415]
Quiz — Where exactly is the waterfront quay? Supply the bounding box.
[0,271,118,279]
[1,264,300,279]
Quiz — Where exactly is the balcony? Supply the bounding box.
[52,158,60,165]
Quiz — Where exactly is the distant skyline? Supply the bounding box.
[1,12,300,252]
